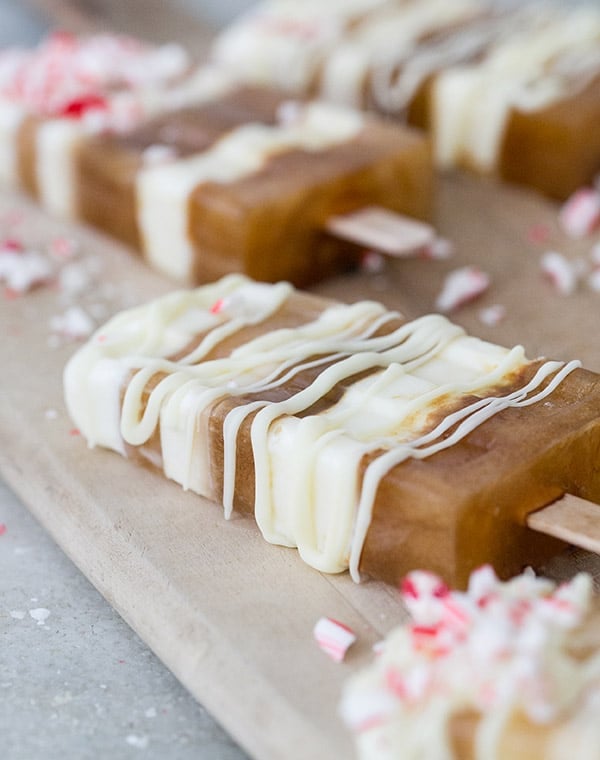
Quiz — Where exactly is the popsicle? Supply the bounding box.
[64,275,600,589]
[76,86,432,286]
[340,567,600,759]
[213,1,600,199]
[0,31,232,217]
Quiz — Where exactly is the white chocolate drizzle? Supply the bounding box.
[64,277,580,578]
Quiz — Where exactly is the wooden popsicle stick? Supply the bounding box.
[527,493,600,554]
[325,206,436,257]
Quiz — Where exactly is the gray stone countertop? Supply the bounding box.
[0,478,249,760]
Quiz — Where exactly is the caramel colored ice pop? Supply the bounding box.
[76,86,432,286]
[64,276,600,588]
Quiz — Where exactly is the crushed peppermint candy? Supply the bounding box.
[435,266,490,312]
[540,251,579,295]
[314,617,357,663]
[340,568,596,753]
[478,303,506,327]
[0,243,53,293]
[0,33,189,130]
[559,187,600,239]
[50,306,95,339]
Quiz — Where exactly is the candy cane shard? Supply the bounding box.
[313,617,357,663]
[64,276,600,587]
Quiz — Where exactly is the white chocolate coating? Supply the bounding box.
[135,102,364,281]
[64,277,580,579]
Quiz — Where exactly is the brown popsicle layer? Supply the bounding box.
[64,278,600,589]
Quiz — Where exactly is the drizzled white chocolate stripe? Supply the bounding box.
[64,277,580,579]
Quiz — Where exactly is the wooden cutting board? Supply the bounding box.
[1,174,600,760]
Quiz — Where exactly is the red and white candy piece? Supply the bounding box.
[559,187,600,239]
[540,251,578,295]
[435,266,490,313]
[313,617,357,663]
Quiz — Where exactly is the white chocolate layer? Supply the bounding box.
[135,102,364,281]
[36,119,84,219]
[64,277,580,579]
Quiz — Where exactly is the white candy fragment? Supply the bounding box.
[559,187,600,238]
[435,266,490,312]
[314,617,357,663]
[50,306,95,339]
[0,247,53,293]
[478,304,506,327]
[58,261,93,297]
[540,251,578,295]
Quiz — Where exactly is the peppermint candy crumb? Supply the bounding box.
[314,617,357,663]
[50,306,95,339]
[435,266,490,313]
[540,251,578,295]
[422,237,454,260]
[478,304,506,327]
[559,187,600,239]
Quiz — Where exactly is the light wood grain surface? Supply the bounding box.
[1,171,600,759]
